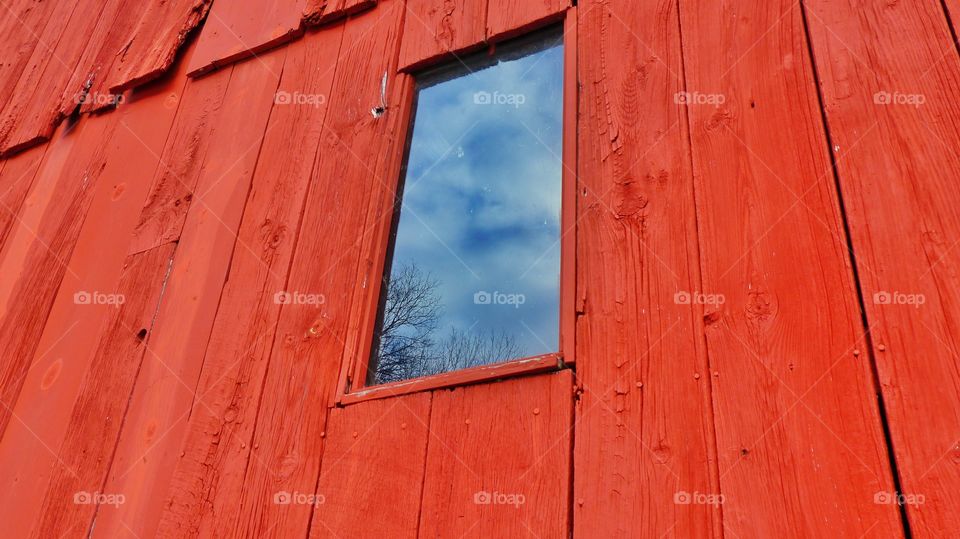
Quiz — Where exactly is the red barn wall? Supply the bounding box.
[0,0,958,537]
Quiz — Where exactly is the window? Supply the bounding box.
[338,24,575,402]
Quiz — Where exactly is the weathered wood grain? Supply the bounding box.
[0,41,192,539]
[57,0,130,116]
[303,0,377,26]
[419,371,573,537]
[0,114,115,439]
[104,0,212,92]
[229,2,406,536]
[0,142,47,256]
[91,47,285,539]
[399,0,488,71]
[804,0,960,535]
[126,67,233,255]
[31,244,175,539]
[310,392,431,538]
[0,1,62,122]
[154,25,345,538]
[680,0,904,536]
[0,0,89,154]
[572,1,719,537]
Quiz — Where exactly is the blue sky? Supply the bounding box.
[388,39,564,364]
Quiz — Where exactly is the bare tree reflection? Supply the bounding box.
[371,262,525,384]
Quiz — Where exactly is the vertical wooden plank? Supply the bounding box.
[559,6,577,363]
[230,2,406,536]
[154,25,345,538]
[485,0,569,42]
[92,47,285,539]
[0,42,192,539]
[679,0,903,536]
[127,67,234,255]
[310,393,431,538]
[419,371,573,537]
[0,114,115,438]
[572,1,719,537]
[804,0,960,535]
[0,142,48,255]
[332,71,414,403]
[186,0,305,76]
[398,0,487,71]
[31,244,175,539]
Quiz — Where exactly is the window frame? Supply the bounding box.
[334,9,578,405]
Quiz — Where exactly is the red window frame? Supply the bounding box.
[335,8,578,405]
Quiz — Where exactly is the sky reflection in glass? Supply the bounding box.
[369,33,564,385]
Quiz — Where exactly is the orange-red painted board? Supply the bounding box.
[92,47,285,539]
[485,0,568,42]
[187,0,305,76]
[572,1,719,537]
[126,67,234,255]
[58,0,131,115]
[0,41,193,539]
[680,0,903,536]
[154,26,345,538]
[76,0,182,114]
[30,244,175,539]
[229,3,406,536]
[104,0,212,93]
[805,0,960,535]
[0,142,47,255]
[334,72,416,404]
[398,0,488,71]
[419,371,573,537]
[310,393,431,538]
[0,0,88,154]
[0,114,114,439]
[0,1,63,122]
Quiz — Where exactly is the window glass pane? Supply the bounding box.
[369,31,564,385]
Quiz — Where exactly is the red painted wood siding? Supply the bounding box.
[0,0,958,537]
